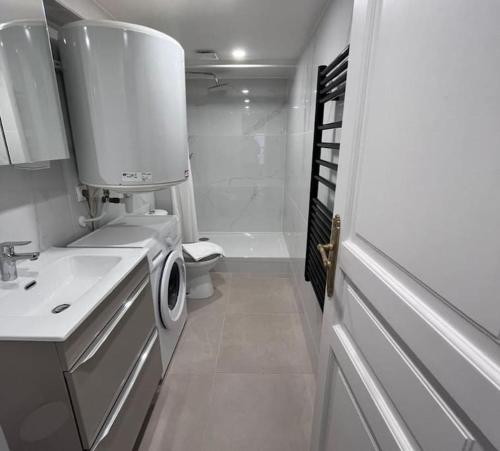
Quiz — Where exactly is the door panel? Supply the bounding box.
[342,240,499,447]
[331,325,418,450]
[343,284,476,450]
[313,312,418,451]
[312,0,500,449]
[352,0,500,338]
[321,357,378,451]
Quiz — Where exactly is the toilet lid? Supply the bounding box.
[183,252,221,263]
[182,242,224,261]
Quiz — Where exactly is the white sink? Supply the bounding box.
[0,247,148,341]
[0,254,121,317]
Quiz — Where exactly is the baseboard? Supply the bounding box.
[214,257,291,275]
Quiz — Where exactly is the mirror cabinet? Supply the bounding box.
[0,0,69,165]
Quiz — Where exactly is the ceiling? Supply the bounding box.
[93,0,329,78]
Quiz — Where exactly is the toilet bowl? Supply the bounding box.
[183,242,224,299]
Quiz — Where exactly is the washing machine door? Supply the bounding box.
[158,248,186,329]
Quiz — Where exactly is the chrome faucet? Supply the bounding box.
[0,241,40,282]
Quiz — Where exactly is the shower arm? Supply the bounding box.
[186,71,221,85]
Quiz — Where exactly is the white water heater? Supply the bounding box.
[59,21,189,192]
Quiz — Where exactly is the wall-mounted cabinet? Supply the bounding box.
[0,0,69,165]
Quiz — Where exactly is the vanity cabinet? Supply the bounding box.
[0,0,69,165]
[0,257,161,451]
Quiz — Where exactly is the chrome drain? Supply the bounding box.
[52,304,70,314]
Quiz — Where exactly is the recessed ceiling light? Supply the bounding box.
[241,89,249,94]
[244,99,250,103]
[245,105,250,109]
[232,48,246,60]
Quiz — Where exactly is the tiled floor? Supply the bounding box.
[138,273,316,451]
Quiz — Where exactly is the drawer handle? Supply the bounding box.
[151,250,164,268]
[73,277,150,371]
[91,330,158,451]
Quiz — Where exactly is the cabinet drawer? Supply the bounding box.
[343,285,476,450]
[57,258,149,370]
[65,277,155,449]
[91,330,162,451]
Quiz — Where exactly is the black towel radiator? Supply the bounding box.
[304,45,349,310]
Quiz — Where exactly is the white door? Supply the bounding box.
[311,0,500,450]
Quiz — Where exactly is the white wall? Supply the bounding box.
[284,0,354,371]
[0,161,88,253]
[187,78,289,232]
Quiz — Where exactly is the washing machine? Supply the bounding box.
[69,214,187,376]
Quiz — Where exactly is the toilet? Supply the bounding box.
[170,161,223,299]
[183,242,224,299]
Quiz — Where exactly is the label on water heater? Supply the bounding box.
[121,171,153,183]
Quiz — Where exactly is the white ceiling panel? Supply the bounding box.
[93,0,329,68]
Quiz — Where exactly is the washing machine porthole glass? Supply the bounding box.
[168,262,180,310]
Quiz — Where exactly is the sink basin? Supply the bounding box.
[0,247,148,341]
[0,255,121,317]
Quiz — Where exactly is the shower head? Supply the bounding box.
[207,81,230,91]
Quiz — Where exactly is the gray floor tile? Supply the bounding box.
[203,373,315,451]
[169,273,231,374]
[188,286,229,318]
[228,276,298,314]
[138,373,214,451]
[217,313,312,373]
[212,271,232,286]
[168,309,225,374]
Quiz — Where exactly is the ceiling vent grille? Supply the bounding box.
[194,49,219,61]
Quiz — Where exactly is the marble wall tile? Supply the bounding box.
[0,160,90,253]
[283,193,307,260]
[30,160,87,250]
[0,166,39,252]
[285,131,314,219]
[190,135,285,189]
[194,185,283,232]
[188,101,288,138]
[188,78,288,232]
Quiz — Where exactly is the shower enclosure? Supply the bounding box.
[186,77,290,270]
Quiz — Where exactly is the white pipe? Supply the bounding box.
[78,212,106,228]
[123,194,134,213]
